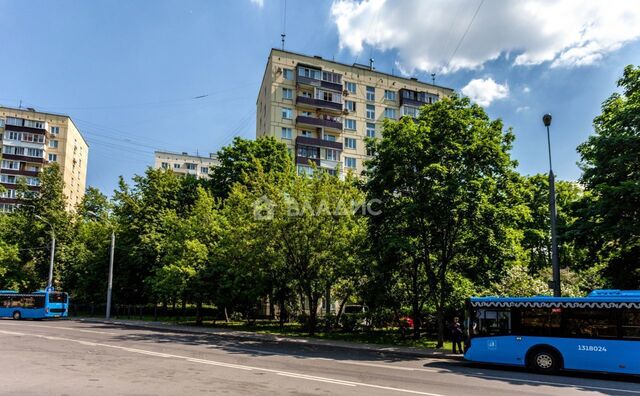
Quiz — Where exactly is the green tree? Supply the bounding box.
[209,137,292,198]
[576,65,640,288]
[365,95,524,345]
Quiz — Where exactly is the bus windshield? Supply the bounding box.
[49,293,68,303]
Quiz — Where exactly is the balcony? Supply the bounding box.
[295,156,321,166]
[1,168,40,177]
[296,96,342,113]
[399,89,439,108]
[296,116,342,132]
[296,75,343,93]
[295,136,343,150]
[1,153,45,163]
[4,120,48,134]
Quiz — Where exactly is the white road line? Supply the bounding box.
[471,373,640,395]
[0,329,444,396]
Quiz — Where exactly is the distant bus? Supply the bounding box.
[0,289,69,320]
[464,290,640,375]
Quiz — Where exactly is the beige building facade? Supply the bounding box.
[154,151,219,179]
[256,49,454,176]
[0,106,88,211]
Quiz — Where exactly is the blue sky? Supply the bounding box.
[1,0,639,195]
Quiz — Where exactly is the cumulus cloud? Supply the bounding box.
[516,106,531,113]
[461,78,509,107]
[330,0,640,74]
[250,0,264,8]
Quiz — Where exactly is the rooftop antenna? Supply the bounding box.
[369,58,374,71]
[280,0,287,50]
[431,73,436,85]
[18,99,22,109]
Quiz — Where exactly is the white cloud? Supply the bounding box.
[250,0,264,8]
[516,106,531,113]
[330,0,640,74]
[461,78,509,107]
[522,86,531,93]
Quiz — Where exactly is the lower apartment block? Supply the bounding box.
[154,151,220,179]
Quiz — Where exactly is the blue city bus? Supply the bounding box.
[464,290,640,375]
[0,289,69,320]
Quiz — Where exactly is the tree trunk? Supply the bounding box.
[307,291,318,336]
[334,293,351,329]
[324,285,332,331]
[224,306,230,322]
[278,297,287,328]
[195,299,203,326]
[436,282,446,348]
[412,261,421,340]
[269,293,275,321]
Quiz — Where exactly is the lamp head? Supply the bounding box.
[543,114,552,127]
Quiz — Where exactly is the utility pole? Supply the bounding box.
[543,114,561,297]
[48,233,55,289]
[106,230,115,320]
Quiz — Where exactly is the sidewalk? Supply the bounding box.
[79,318,463,360]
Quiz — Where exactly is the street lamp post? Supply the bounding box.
[35,215,55,289]
[87,211,116,320]
[543,114,561,297]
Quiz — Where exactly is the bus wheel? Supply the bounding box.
[531,349,560,373]
[12,311,21,320]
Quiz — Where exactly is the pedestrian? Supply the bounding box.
[451,316,464,354]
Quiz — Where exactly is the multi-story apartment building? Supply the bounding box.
[256,49,454,176]
[154,151,219,179]
[0,106,89,212]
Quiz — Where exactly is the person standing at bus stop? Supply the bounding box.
[451,317,464,354]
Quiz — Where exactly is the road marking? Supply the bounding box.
[0,322,117,335]
[4,324,638,395]
[0,329,444,396]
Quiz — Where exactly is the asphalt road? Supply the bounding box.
[0,320,638,395]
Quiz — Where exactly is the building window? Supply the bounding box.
[300,130,313,137]
[27,148,43,158]
[173,163,181,169]
[281,127,292,139]
[282,88,293,100]
[282,107,293,120]
[161,162,169,169]
[0,119,4,128]
[48,154,57,162]
[49,140,59,148]
[298,66,321,80]
[384,90,396,101]
[344,119,356,130]
[186,163,196,170]
[297,164,313,176]
[50,126,60,135]
[298,145,319,159]
[345,157,357,169]
[325,149,339,161]
[384,108,397,119]
[366,123,376,138]
[366,104,375,120]
[283,68,293,80]
[402,106,419,118]
[323,134,337,142]
[321,71,342,84]
[345,137,356,149]
[346,82,356,94]
[366,86,375,101]
[201,167,209,174]
[345,100,356,112]
[0,189,16,199]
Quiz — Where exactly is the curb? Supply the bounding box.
[78,318,464,361]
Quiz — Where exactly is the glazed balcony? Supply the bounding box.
[296,96,342,113]
[295,136,343,150]
[295,116,342,132]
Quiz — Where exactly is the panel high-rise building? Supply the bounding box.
[256,49,454,176]
[0,106,89,211]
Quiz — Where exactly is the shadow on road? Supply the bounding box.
[423,360,640,395]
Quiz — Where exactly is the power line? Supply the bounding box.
[442,0,485,73]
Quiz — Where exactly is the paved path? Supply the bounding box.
[0,319,638,395]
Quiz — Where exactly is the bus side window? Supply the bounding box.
[0,295,11,308]
[622,309,640,339]
[475,309,511,336]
